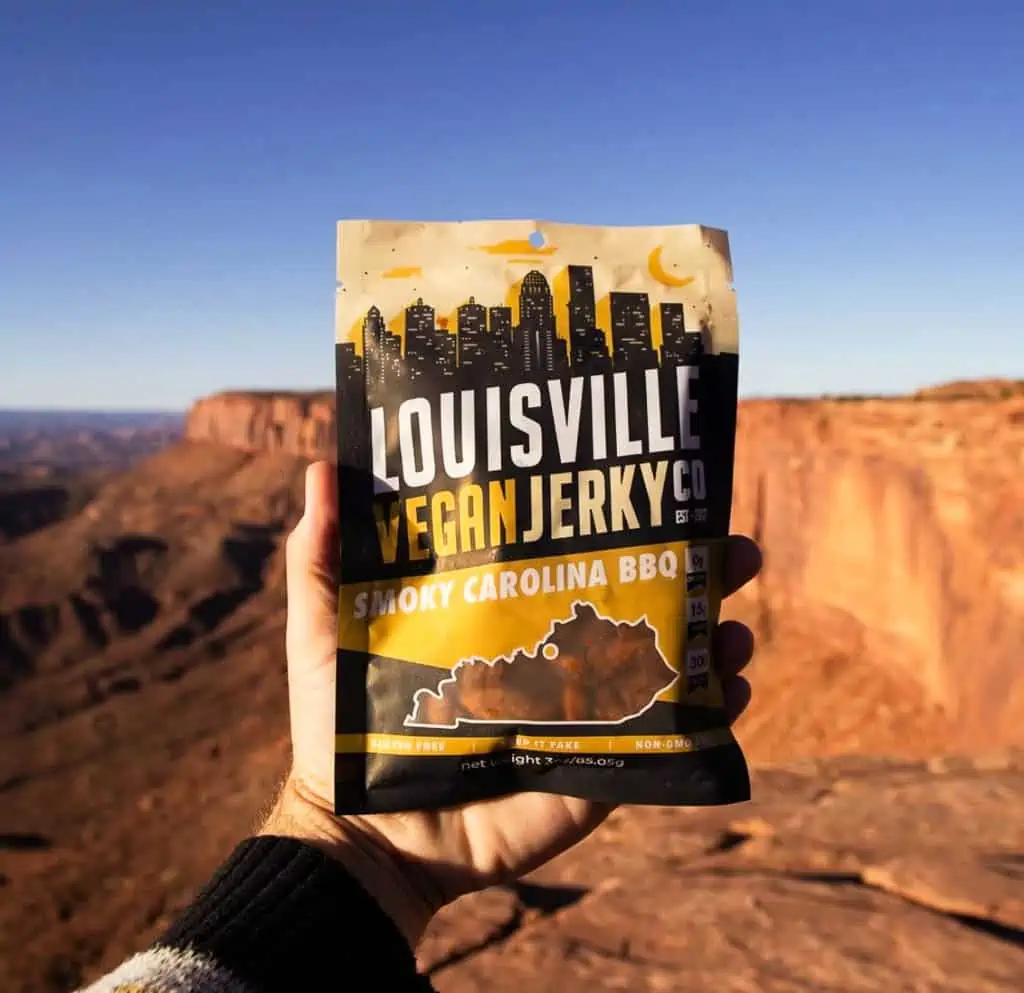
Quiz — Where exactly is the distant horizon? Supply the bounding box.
[0,407,187,417]
[0,406,188,412]
[2,373,1019,415]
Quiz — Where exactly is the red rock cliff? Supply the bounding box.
[184,384,1024,749]
[729,391,1024,750]
[186,390,335,459]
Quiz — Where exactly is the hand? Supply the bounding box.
[260,461,761,949]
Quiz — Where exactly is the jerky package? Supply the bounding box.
[333,219,747,814]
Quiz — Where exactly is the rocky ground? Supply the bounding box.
[4,716,1021,991]
[425,750,1024,992]
[0,382,1021,991]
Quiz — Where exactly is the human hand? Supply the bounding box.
[260,461,761,949]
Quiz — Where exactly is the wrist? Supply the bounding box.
[257,777,442,949]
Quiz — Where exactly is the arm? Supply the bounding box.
[77,833,435,993]
[73,463,758,993]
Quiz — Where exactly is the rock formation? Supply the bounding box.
[1,380,1021,993]
[729,392,1024,750]
[185,390,335,459]
[183,384,1024,750]
[424,750,1024,992]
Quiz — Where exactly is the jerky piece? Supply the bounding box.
[413,688,460,727]
[408,603,676,726]
[458,660,558,721]
[547,603,676,721]
[410,651,564,724]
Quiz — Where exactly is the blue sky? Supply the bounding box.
[1,0,1021,410]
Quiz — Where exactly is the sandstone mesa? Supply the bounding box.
[0,379,1021,993]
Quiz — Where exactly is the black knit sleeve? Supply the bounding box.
[156,835,436,992]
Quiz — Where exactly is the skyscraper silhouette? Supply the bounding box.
[434,325,456,379]
[487,306,513,377]
[553,336,568,370]
[659,301,704,365]
[363,304,402,390]
[517,270,557,374]
[335,341,364,396]
[361,306,386,388]
[405,297,436,383]
[567,265,612,372]
[610,291,657,369]
[660,302,685,351]
[352,262,702,388]
[335,340,368,467]
[488,306,512,347]
[457,296,487,378]
[381,326,403,386]
[567,265,596,364]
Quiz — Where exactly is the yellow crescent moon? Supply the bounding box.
[648,245,695,289]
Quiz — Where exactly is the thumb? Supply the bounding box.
[285,460,339,670]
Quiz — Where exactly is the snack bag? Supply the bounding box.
[333,219,747,813]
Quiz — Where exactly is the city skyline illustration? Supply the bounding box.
[337,264,709,392]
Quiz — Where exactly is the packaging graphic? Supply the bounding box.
[333,219,747,813]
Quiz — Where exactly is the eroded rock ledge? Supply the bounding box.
[186,391,335,459]
[184,385,1024,749]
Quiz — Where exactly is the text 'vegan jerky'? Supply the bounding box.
[333,219,747,814]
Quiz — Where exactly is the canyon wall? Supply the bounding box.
[185,386,1024,747]
[729,394,1024,750]
[186,391,335,460]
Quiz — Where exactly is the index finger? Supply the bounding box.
[721,535,762,598]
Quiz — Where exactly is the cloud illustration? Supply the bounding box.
[477,238,557,256]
